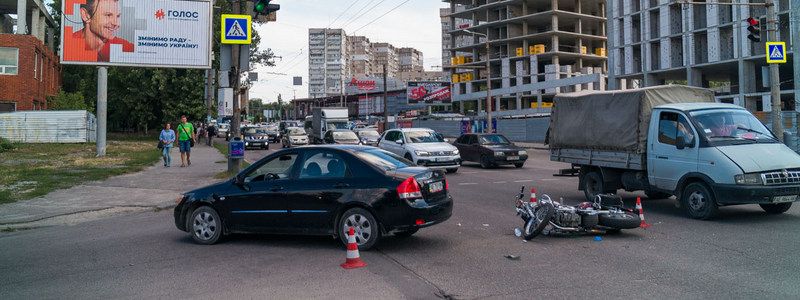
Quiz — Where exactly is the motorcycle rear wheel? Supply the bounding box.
[598,212,640,229]
[524,203,555,240]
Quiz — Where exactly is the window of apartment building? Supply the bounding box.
[34,51,39,79]
[0,47,19,75]
[40,55,44,82]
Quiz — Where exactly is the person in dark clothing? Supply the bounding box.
[206,124,217,146]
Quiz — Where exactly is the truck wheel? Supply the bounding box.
[682,182,719,220]
[759,203,792,214]
[582,171,604,202]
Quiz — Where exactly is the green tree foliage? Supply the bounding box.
[47,91,90,111]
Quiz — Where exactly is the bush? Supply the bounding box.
[47,91,90,111]
[0,137,14,153]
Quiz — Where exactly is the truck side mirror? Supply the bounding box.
[676,136,688,150]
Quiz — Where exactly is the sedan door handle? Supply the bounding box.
[334,183,351,189]
[657,156,669,160]
[270,186,284,192]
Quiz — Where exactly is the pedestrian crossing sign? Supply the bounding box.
[221,14,252,45]
[766,42,786,64]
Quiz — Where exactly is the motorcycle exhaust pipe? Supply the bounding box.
[548,221,580,232]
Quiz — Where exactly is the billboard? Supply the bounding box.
[407,82,451,104]
[61,0,212,68]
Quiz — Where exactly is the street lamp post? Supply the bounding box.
[463,29,492,133]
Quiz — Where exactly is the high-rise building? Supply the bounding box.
[399,47,423,72]
[444,0,608,116]
[607,0,798,121]
[441,8,452,70]
[371,42,400,78]
[308,28,349,99]
[349,36,373,77]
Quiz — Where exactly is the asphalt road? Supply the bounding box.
[2,148,799,299]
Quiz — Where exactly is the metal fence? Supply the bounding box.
[0,111,97,143]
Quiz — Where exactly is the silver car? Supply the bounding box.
[282,127,309,148]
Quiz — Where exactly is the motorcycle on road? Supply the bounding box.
[513,186,641,240]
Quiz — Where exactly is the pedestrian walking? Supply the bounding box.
[159,122,176,167]
[176,115,196,167]
[206,123,217,146]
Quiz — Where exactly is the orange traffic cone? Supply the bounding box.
[341,227,367,269]
[636,197,651,229]
[530,187,537,203]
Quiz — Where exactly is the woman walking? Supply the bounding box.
[160,123,176,167]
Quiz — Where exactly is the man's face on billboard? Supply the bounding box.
[82,0,122,41]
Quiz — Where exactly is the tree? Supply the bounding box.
[47,91,90,111]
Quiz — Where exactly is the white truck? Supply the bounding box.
[308,107,349,144]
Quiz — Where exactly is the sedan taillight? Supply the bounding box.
[397,176,422,200]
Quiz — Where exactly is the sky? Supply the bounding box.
[249,0,449,103]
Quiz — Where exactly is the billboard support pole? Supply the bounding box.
[96,67,107,157]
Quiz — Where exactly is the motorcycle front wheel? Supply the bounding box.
[523,203,555,240]
[598,211,640,229]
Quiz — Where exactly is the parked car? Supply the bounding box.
[217,123,230,139]
[173,145,453,250]
[453,133,528,168]
[282,127,309,148]
[242,127,269,149]
[378,128,461,173]
[323,129,361,145]
[354,128,381,146]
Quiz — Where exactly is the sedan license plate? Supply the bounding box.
[773,195,797,203]
[429,181,444,193]
[506,156,519,161]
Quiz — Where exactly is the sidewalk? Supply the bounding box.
[514,142,549,150]
[0,143,226,228]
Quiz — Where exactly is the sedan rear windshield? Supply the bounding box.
[333,131,359,140]
[355,148,412,171]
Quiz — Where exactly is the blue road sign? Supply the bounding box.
[766,42,787,64]
[229,138,245,158]
[221,14,251,45]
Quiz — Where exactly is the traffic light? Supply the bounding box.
[746,17,760,43]
[254,0,280,18]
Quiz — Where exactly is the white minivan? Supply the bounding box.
[379,128,461,173]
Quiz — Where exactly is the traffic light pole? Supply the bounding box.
[766,1,783,140]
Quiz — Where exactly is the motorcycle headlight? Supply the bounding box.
[494,151,505,156]
[415,150,430,156]
[518,150,527,155]
[735,173,763,185]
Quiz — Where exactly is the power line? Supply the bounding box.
[327,0,362,28]
[341,0,386,30]
[338,0,378,29]
[352,0,413,34]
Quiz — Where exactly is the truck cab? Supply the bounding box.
[647,103,800,218]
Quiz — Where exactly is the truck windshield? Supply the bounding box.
[690,109,777,144]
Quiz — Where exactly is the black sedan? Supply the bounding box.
[242,127,269,149]
[174,145,453,250]
[452,133,528,168]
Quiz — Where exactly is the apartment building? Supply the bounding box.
[349,35,373,77]
[399,47,424,72]
[371,42,400,78]
[607,0,798,121]
[308,28,350,99]
[0,0,61,112]
[441,8,453,69]
[444,0,608,117]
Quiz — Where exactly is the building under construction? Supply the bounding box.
[443,0,609,117]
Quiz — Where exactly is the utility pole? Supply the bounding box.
[765,1,783,140]
[383,64,388,130]
[228,0,244,173]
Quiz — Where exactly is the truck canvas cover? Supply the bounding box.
[549,85,714,153]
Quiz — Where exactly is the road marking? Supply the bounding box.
[458,183,478,185]
[493,181,507,184]
[460,171,480,174]
[541,178,560,181]
[513,180,534,183]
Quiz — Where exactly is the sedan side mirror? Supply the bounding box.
[395,139,404,144]
[444,138,450,143]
